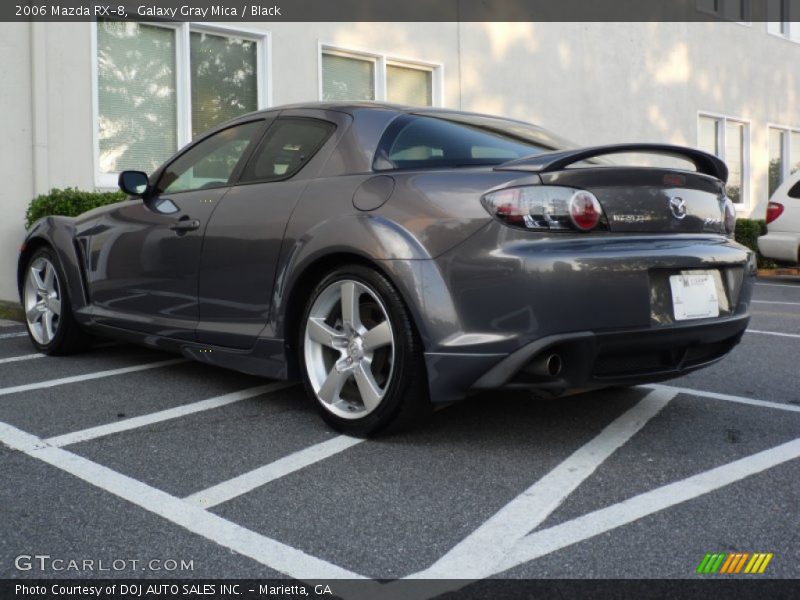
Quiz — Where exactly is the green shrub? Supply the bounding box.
[734,218,775,269]
[25,187,126,229]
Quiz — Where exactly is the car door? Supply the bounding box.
[88,119,266,339]
[196,110,347,349]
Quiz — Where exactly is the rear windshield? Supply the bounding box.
[373,112,574,171]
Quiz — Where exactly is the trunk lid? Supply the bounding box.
[540,167,727,234]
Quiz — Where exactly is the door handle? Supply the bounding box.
[169,218,200,234]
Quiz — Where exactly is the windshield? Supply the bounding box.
[373,112,576,171]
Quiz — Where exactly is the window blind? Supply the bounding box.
[386,64,432,106]
[321,53,375,101]
[190,32,258,138]
[97,21,178,173]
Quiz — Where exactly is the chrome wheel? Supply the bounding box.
[24,256,62,345]
[304,279,395,419]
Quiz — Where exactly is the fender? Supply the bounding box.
[19,217,92,320]
[268,213,463,351]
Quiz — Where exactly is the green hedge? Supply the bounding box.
[25,187,126,229]
[734,218,775,269]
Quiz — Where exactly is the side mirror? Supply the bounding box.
[118,171,151,197]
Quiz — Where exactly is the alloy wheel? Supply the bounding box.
[304,280,395,419]
[24,256,62,345]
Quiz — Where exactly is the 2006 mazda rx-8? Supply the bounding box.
[19,103,754,434]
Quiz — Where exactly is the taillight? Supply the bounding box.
[481,186,604,231]
[766,201,784,225]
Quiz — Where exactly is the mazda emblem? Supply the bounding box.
[669,196,687,219]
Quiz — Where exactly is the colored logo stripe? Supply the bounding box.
[697,552,773,574]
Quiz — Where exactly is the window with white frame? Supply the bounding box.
[698,114,749,206]
[95,21,268,186]
[320,46,440,107]
[767,0,800,41]
[769,126,800,196]
[696,0,750,21]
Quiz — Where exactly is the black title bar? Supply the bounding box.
[5,0,800,22]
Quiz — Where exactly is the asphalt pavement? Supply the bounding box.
[1,277,798,592]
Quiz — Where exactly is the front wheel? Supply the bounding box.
[299,265,430,436]
[22,247,93,355]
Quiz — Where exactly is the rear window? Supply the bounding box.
[373,113,573,171]
[789,179,800,199]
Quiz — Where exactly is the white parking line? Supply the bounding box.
[755,282,800,289]
[752,300,800,306]
[0,358,186,397]
[0,421,379,585]
[747,329,800,339]
[0,331,28,340]
[185,435,364,508]
[0,353,44,365]
[495,436,800,576]
[405,387,675,581]
[646,384,800,414]
[45,382,296,448]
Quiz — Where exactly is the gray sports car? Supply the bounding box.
[18,102,754,434]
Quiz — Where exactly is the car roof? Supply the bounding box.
[242,101,541,128]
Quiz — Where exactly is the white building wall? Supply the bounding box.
[1,21,799,302]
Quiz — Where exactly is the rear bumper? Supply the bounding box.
[758,232,800,263]
[418,226,755,403]
[425,314,749,402]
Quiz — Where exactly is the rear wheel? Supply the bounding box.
[299,265,430,436]
[23,248,92,355]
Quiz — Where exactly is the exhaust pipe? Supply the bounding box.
[529,353,562,377]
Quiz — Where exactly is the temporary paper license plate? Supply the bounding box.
[669,271,720,321]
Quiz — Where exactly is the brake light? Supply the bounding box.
[766,201,784,224]
[481,186,604,231]
[569,191,602,231]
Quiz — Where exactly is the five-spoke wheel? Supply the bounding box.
[304,279,395,419]
[22,248,92,355]
[299,265,429,435]
[24,256,62,345]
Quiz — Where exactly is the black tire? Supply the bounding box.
[298,264,430,436]
[22,247,93,355]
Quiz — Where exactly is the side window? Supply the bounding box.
[239,118,336,183]
[158,121,262,194]
[789,180,800,200]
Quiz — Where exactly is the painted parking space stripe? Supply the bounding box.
[0,331,28,340]
[646,384,800,414]
[0,358,186,397]
[0,421,380,586]
[755,282,800,288]
[185,435,364,508]
[405,388,676,581]
[493,436,800,576]
[0,353,44,365]
[747,329,800,339]
[45,382,297,448]
[752,300,800,306]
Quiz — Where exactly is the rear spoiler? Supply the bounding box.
[495,143,728,182]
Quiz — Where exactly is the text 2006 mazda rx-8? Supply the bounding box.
[19,103,754,434]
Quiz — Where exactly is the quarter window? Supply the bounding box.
[698,114,749,205]
[158,121,262,194]
[239,119,336,183]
